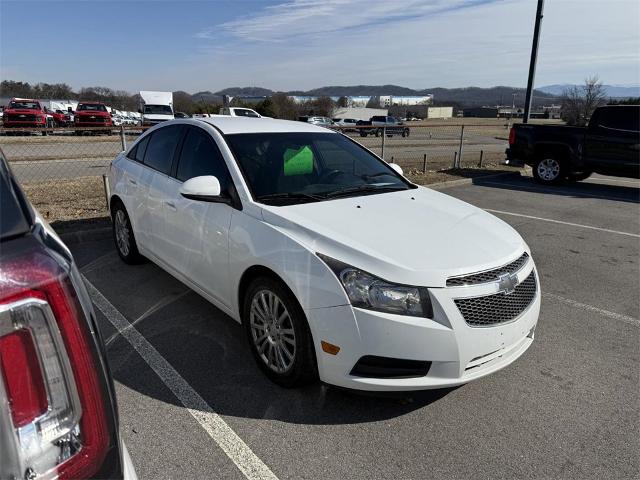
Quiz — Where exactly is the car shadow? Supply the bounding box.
[472,173,640,204]
[104,278,456,426]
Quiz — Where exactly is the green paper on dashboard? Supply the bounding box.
[283,146,314,176]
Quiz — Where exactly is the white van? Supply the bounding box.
[140,91,174,126]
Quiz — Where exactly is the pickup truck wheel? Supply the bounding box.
[567,171,592,182]
[243,277,318,388]
[533,157,565,184]
[375,129,380,137]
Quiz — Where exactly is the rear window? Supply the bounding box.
[143,125,183,174]
[127,134,151,163]
[596,107,640,132]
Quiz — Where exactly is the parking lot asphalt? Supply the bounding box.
[68,173,639,480]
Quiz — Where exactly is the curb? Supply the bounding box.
[426,171,520,190]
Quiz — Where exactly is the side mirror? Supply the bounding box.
[138,108,143,114]
[389,163,404,176]
[180,176,228,203]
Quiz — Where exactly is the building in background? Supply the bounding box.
[426,106,453,119]
[463,107,499,118]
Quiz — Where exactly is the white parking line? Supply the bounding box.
[543,293,640,328]
[484,208,640,238]
[82,276,279,480]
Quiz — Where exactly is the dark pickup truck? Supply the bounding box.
[506,105,639,184]
[357,116,410,138]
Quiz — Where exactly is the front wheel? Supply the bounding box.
[112,202,144,264]
[243,277,318,388]
[533,157,565,185]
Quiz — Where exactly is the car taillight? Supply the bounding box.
[0,248,108,479]
[508,127,516,145]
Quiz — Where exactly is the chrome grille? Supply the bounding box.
[446,252,529,287]
[454,271,537,327]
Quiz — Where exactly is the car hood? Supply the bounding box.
[143,114,173,120]
[260,186,527,287]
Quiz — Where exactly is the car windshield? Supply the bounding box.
[77,104,107,112]
[9,101,40,110]
[226,132,413,205]
[144,105,173,115]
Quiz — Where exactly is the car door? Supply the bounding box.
[161,125,235,307]
[584,107,640,176]
[138,124,184,259]
[121,134,151,245]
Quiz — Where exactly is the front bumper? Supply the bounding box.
[309,261,540,391]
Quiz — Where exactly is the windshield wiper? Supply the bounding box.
[256,192,325,204]
[324,184,406,199]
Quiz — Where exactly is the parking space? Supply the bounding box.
[69,173,639,480]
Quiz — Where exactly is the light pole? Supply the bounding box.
[523,0,545,124]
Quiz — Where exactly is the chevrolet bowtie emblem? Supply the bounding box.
[498,272,518,294]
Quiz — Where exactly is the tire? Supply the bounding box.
[375,129,381,137]
[112,201,144,264]
[243,276,318,388]
[359,131,367,137]
[567,171,592,182]
[533,156,565,185]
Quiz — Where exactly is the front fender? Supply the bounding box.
[228,209,349,321]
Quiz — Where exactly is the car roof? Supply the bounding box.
[194,116,337,135]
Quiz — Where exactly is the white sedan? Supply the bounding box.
[108,117,540,391]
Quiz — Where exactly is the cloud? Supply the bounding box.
[204,0,498,42]
[185,0,639,92]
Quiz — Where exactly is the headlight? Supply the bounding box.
[318,254,432,318]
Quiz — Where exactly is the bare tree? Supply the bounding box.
[561,76,607,126]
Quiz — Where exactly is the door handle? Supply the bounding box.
[128,178,137,185]
[165,201,177,211]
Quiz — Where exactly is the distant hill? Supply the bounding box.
[196,84,558,107]
[191,90,223,103]
[301,84,419,96]
[214,87,274,97]
[539,84,640,98]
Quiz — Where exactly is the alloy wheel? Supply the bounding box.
[249,290,296,373]
[114,210,131,257]
[537,158,561,181]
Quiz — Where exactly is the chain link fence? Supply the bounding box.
[1,121,516,222]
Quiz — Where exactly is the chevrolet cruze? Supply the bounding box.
[107,117,540,391]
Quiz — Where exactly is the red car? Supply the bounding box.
[2,98,53,135]
[45,108,74,127]
[74,102,113,134]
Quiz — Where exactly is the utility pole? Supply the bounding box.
[523,0,544,124]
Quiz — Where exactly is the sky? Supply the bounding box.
[0,0,638,94]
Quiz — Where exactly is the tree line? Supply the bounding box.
[1,80,340,119]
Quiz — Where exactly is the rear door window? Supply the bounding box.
[175,127,230,188]
[143,125,183,174]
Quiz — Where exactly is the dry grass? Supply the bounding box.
[22,176,108,222]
